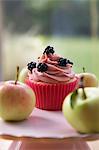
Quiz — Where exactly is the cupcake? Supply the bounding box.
[25,46,79,110]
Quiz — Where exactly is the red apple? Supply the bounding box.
[0,80,36,121]
[0,65,35,122]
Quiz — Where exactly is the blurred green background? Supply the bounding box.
[0,0,99,80]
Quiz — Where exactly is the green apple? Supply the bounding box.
[78,73,98,87]
[78,68,98,87]
[0,66,35,121]
[18,67,28,83]
[62,87,99,133]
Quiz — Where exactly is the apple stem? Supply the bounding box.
[15,66,19,85]
[80,76,87,99]
[83,67,85,73]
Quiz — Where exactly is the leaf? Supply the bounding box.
[70,90,78,109]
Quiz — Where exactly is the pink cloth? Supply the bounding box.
[0,108,99,150]
[0,108,99,140]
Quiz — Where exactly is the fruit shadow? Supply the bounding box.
[5,115,56,130]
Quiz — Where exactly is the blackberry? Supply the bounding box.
[27,61,36,73]
[58,58,68,67]
[43,46,54,55]
[37,63,48,72]
[67,60,73,65]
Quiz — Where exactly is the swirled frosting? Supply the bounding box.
[28,49,76,84]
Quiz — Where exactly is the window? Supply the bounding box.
[0,0,99,80]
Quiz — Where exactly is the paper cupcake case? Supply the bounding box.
[26,77,79,111]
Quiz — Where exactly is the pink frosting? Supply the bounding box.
[28,53,76,84]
